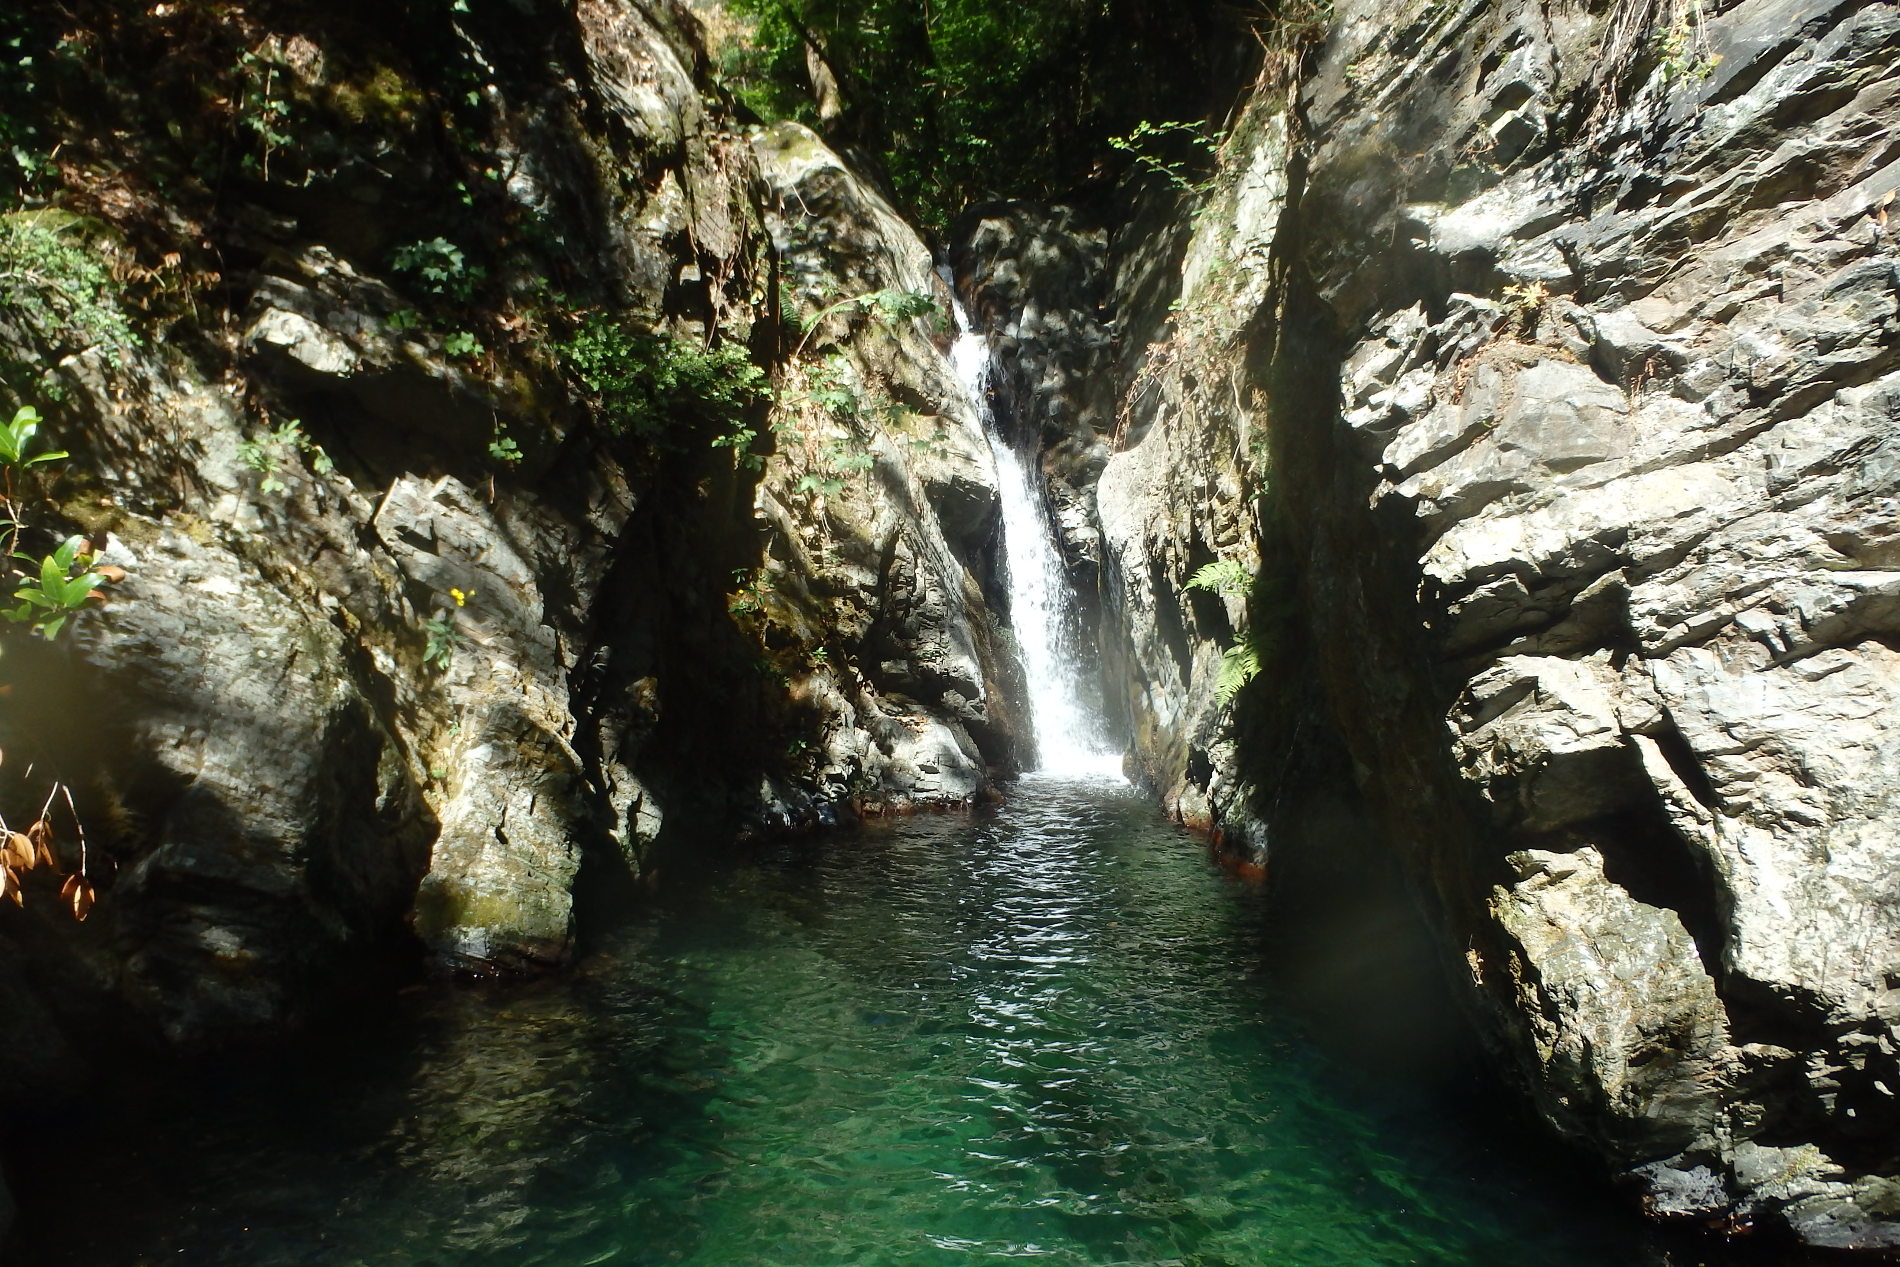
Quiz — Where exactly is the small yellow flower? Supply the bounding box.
[450,587,471,608]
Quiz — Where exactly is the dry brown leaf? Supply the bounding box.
[94,565,128,583]
[59,873,79,901]
[6,832,33,870]
[71,881,94,922]
[26,820,51,849]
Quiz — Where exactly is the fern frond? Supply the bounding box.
[1185,559,1252,599]
[1214,641,1261,705]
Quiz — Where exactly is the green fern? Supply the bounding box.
[1214,640,1261,705]
[1186,558,1252,598]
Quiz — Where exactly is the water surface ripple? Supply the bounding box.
[19,778,1676,1266]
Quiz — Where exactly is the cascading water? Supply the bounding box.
[947,294,1123,779]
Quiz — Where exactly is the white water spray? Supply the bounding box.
[947,294,1123,780]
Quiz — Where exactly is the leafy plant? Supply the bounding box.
[558,316,767,442]
[1181,558,1265,706]
[1498,278,1550,337]
[1185,558,1252,600]
[1107,119,1221,193]
[792,472,845,497]
[710,423,764,469]
[442,330,483,360]
[1214,639,1262,705]
[797,355,862,418]
[0,403,64,479]
[0,401,109,921]
[1655,0,1718,82]
[827,440,876,475]
[728,567,773,617]
[792,289,936,360]
[791,433,877,498]
[0,211,138,376]
[8,534,108,640]
[487,426,522,466]
[1,403,120,631]
[238,420,332,495]
[422,612,464,670]
[390,237,484,304]
[236,45,297,180]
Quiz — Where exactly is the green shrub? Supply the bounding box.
[557,315,766,443]
[442,330,483,360]
[1214,639,1262,705]
[422,612,463,670]
[236,46,297,179]
[791,288,937,361]
[389,237,484,304]
[8,533,104,640]
[487,426,522,467]
[0,404,64,475]
[237,420,332,495]
[0,404,120,642]
[1183,557,1263,705]
[0,212,137,374]
[1107,119,1221,193]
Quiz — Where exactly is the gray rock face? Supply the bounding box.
[1290,0,1900,1242]
[1083,104,1297,842]
[0,0,1018,1093]
[748,123,1025,814]
[968,0,1900,1247]
[957,205,1117,572]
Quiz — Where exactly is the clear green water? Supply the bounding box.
[18,777,1685,1266]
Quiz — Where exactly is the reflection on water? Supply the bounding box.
[17,779,1687,1265]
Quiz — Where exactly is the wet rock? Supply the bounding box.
[750,122,1028,803]
[957,204,1116,569]
[1490,846,1732,1159]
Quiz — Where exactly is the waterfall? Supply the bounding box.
[947,295,1123,780]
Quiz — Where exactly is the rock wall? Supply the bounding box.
[0,0,1017,1092]
[973,0,1900,1249]
[1293,0,1900,1246]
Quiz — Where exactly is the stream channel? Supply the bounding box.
[17,773,1703,1267]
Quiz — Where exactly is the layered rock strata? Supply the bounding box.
[976,0,1900,1247]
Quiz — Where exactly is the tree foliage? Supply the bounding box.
[718,0,1233,230]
